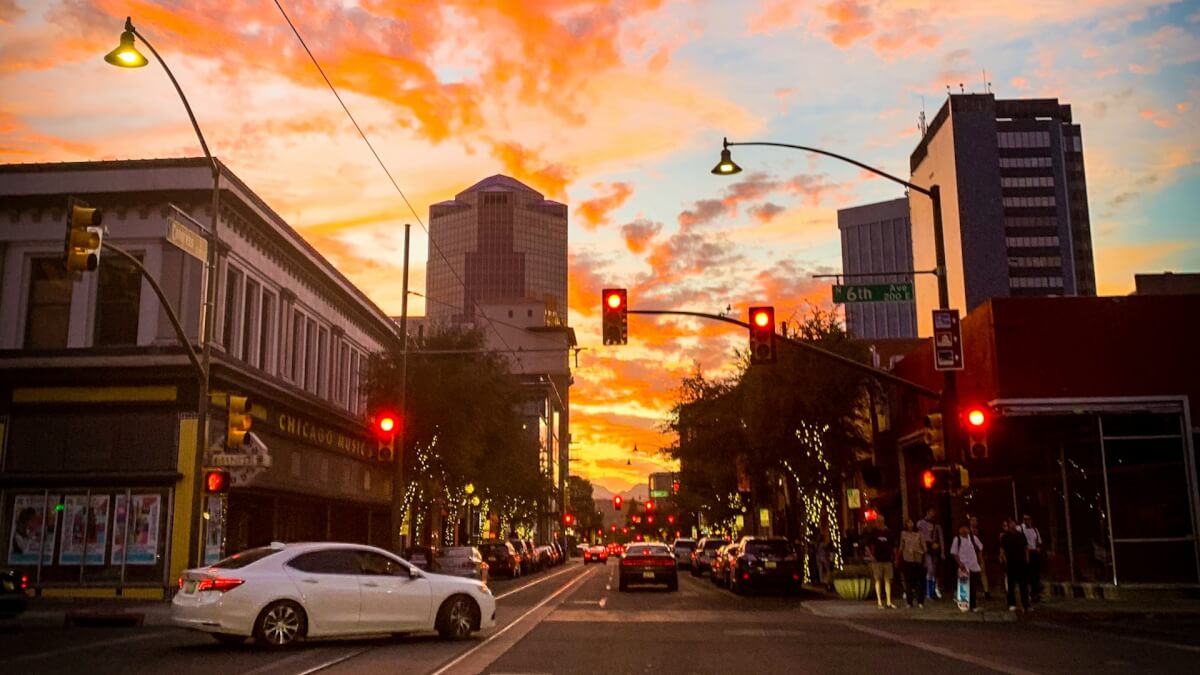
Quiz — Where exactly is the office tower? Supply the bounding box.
[838,198,918,339]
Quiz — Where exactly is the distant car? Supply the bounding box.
[479,542,521,578]
[436,546,488,582]
[583,545,608,564]
[172,542,495,648]
[710,542,740,588]
[618,543,678,591]
[404,545,440,572]
[607,543,625,558]
[691,537,730,577]
[727,537,802,595]
[671,538,697,569]
[0,568,29,619]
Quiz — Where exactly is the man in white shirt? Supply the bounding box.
[1019,514,1043,602]
[951,524,984,611]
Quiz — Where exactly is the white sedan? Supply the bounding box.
[172,541,496,648]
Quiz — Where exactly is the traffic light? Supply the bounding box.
[203,469,231,494]
[950,464,970,491]
[374,411,398,462]
[923,413,945,461]
[964,405,990,460]
[602,288,628,345]
[613,495,623,509]
[748,306,776,364]
[921,465,951,491]
[563,513,575,527]
[226,395,252,448]
[672,479,680,494]
[863,508,879,522]
[921,469,937,490]
[64,201,103,274]
[667,514,675,525]
[645,500,654,512]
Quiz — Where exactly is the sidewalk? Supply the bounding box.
[802,590,1200,623]
[804,595,1018,622]
[17,597,174,627]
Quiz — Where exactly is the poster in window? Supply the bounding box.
[203,496,223,565]
[126,495,161,565]
[8,494,60,565]
[59,495,110,566]
[111,495,127,564]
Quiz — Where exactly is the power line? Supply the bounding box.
[271,0,525,371]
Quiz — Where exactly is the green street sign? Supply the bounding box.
[832,282,914,304]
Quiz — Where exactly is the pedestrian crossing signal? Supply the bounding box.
[204,469,231,494]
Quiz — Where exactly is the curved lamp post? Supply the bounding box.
[713,137,959,459]
[107,16,222,568]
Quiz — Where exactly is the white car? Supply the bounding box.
[172,542,496,648]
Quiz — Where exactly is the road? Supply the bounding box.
[3,560,1199,674]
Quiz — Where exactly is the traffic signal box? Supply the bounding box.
[602,289,628,345]
[963,405,990,460]
[920,465,969,493]
[923,413,945,461]
[613,495,623,509]
[375,412,398,462]
[226,395,252,449]
[748,306,776,364]
[65,201,104,274]
[204,469,231,494]
[563,513,574,527]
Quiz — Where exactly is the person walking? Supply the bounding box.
[951,523,984,611]
[917,508,944,600]
[1019,514,1044,601]
[815,532,833,591]
[999,518,1031,612]
[866,521,897,609]
[969,516,991,599]
[899,518,926,608]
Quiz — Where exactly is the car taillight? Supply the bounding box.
[196,578,245,592]
[177,576,185,590]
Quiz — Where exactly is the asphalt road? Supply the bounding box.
[3,560,1199,675]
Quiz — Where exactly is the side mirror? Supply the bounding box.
[409,566,422,580]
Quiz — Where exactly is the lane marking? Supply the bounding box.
[429,565,596,675]
[8,630,174,664]
[292,647,373,675]
[1032,621,1200,654]
[495,564,581,600]
[839,620,1041,675]
[241,649,322,675]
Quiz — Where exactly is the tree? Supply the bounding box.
[567,475,602,537]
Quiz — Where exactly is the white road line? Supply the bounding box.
[8,630,174,664]
[429,565,595,675]
[840,621,1041,675]
[1033,621,1200,654]
[292,647,373,675]
[495,564,581,600]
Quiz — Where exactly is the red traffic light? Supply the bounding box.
[863,508,879,522]
[965,406,988,428]
[647,514,655,524]
[922,469,936,490]
[613,495,623,509]
[563,513,574,526]
[645,500,654,511]
[667,514,675,524]
[204,469,230,494]
[375,412,399,436]
[748,306,777,364]
[610,524,617,532]
[752,309,771,327]
[605,291,624,310]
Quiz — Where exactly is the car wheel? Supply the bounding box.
[253,600,306,649]
[436,595,478,641]
[211,633,246,646]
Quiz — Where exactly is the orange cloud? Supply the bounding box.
[575,181,633,230]
[489,141,574,200]
[1139,108,1172,128]
[620,219,663,254]
[748,0,803,34]
[824,0,873,48]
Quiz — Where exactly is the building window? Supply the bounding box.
[222,266,243,356]
[259,291,275,374]
[305,318,317,393]
[1009,276,1065,289]
[999,156,1053,168]
[1008,256,1062,268]
[1006,236,1060,248]
[24,257,73,348]
[1002,196,1056,208]
[291,309,304,383]
[93,253,144,347]
[241,278,260,366]
[997,131,1050,148]
[317,326,330,399]
[1001,176,1055,188]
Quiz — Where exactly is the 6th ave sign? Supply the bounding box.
[832,282,914,303]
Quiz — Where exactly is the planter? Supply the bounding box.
[833,577,873,601]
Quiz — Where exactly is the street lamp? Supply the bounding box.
[713,137,959,457]
[107,16,222,568]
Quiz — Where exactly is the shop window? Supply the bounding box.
[24,257,73,349]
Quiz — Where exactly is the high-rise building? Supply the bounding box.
[426,175,568,326]
[908,94,1096,335]
[837,197,917,339]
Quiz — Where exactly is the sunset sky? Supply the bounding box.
[2,1,1197,493]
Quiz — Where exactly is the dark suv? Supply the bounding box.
[727,537,802,595]
[479,541,522,578]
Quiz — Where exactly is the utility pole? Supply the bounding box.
[391,223,411,554]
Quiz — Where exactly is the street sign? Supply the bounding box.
[210,453,272,468]
[832,282,913,303]
[932,309,964,371]
[167,216,208,262]
[846,488,862,509]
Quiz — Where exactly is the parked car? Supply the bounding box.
[727,537,802,595]
[478,541,521,578]
[403,544,440,572]
[710,542,740,587]
[583,544,608,564]
[172,542,495,648]
[436,546,488,582]
[618,543,678,591]
[0,568,29,619]
[510,539,536,575]
[671,538,697,569]
[532,545,554,571]
[691,537,730,577]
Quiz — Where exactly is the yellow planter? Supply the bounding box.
[833,577,873,601]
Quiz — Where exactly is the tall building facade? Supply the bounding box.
[427,175,568,326]
[837,198,918,339]
[908,94,1096,335]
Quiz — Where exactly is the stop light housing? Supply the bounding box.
[226,395,252,448]
[748,306,776,364]
[602,288,628,345]
[964,405,990,460]
[923,413,945,461]
[204,469,231,494]
[563,513,574,526]
[65,201,104,274]
[374,411,398,462]
[613,495,623,509]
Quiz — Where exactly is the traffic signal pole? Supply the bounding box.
[392,223,411,554]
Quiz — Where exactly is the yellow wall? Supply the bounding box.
[170,417,199,584]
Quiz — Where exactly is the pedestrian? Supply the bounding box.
[899,518,926,608]
[866,521,897,608]
[1019,514,1043,601]
[999,518,1031,612]
[950,523,984,611]
[816,532,833,591]
[970,515,991,600]
[917,507,944,600]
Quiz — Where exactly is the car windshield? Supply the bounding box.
[674,540,696,549]
[626,545,671,557]
[745,540,794,556]
[208,547,280,569]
